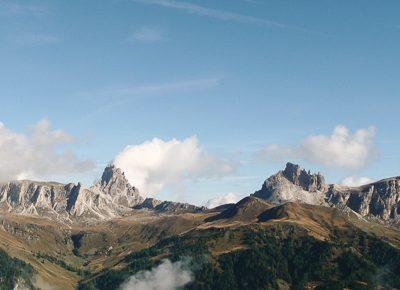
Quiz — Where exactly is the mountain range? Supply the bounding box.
[0,163,399,289]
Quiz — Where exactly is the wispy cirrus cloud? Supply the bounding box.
[128,27,168,43]
[0,2,61,46]
[93,77,220,98]
[81,77,221,118]
[133,0,327,35]
[12,33,62,45]
[0,1,48,16]
[241,0,260,4]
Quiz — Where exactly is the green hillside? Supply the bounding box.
[78,224,400,290]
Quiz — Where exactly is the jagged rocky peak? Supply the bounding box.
[93,164,143,207]
[98,164,137,192]
[252,162,327,205]
[282,162,325,192]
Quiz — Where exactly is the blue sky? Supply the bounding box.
[0,0,399,205]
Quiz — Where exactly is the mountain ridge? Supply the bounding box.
[0,162,399,226]
[0,164,144,222]
[253,162,400,225]
[0,162,399,289]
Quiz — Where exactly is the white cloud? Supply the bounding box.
[204,192,238,208]
[258,125,378,170]
[113,136,237,196]
[341,176,374,187]
[0,119,94,182]
[119,259,192,290]
[129,27,168,43]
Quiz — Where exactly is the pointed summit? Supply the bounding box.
[282,162,325,192]
[252,163,327,205]
[100,164,129,188]
[94,164,143,207]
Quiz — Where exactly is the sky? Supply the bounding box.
[0,0,399,206]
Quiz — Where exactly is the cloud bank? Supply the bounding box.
[119,259,192,290]
[205,192,238,208]
[0,119,94,182]
[258,125,377,170]
[341,176,374,187]
[113,136,236,195]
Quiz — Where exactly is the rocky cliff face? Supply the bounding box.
[0,181,74,218]
[325,178,400,222]
[253,163,327,205]
[0,165,144,221]
[253,162,400,224]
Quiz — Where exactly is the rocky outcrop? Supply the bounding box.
[135,197,206,214]
[134,198,162,210]
[282,163,325,192]
[154,201,206,214]
[253,162,400,224]
[253,163,327,205]
[93,166,142,207]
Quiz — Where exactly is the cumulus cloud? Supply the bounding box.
[258,125,378,170]
[0,119,94,182]
[113,136,236,196]
[119,259,192,290]
[204,192,238,208]
[341,176,374,187]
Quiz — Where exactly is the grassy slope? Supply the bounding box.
[0,202,400,290]
[0,211,210,289]
[78,202,400,290]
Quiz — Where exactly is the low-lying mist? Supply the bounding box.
[119,259,192,290]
